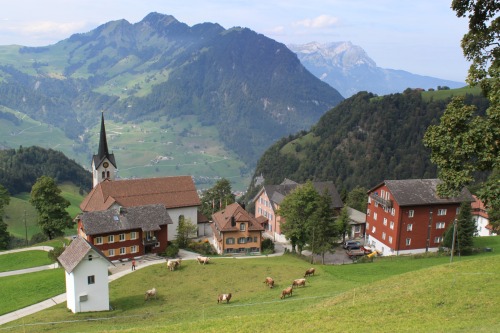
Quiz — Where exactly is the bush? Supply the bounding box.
[261,238,275,253]
[30,233,48,245]
[188,240,216,255]
[48,246,66,263]
[163,244,179,258]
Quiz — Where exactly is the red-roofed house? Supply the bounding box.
[471,195,496,236]
[211,202,264,254]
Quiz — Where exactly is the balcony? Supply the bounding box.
[142,236,157,246]
[370,193,393,208]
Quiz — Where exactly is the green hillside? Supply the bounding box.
[3,236,499,332]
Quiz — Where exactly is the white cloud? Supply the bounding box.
[20,21,87,35]
[294,15,339,29]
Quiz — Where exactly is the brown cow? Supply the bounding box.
[217,293,232,304]
[263,277,274,288]
[280,286,293,299]
[292,278,306,288]
[144,288,157,301]
[304,268,315,277]
[197,256,211,265]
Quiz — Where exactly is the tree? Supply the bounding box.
[29,176,72,240]
[175,217,197,249]
[424,1,500,206]
[335,206,350,243]
[308,189,338,264]
[346,186,368,213]
[0,184,11,250]
[200,178,235,218]
[443,201,476,255]
[278,181,320,254]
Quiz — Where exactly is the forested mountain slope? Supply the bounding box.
[246,88,488,199]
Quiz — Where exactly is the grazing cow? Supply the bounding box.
[280,286,293,299]
[292,278,306,288]
[217,293,232,304]
[263,277,274,288]
[144,288,157,301]
[167,260,179,271]
[197,256,210,265]
[304,268,315,277]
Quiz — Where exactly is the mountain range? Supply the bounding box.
[288,42,465,98]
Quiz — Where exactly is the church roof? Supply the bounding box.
[80,204,172,235]
[80,176,200,212]
[58,236,113,273]
[92,112,116,169]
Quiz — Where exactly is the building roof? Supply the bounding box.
[212,202,265,233]
[471,195,489,219]
[80,176,200,212]
[80,204,172,236]
[347,207,366,225]
[58,236,114,273]
[373,179,474,207]
[258,179,344,209]
[92,112,116,169]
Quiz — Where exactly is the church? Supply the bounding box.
[75,113,201,260]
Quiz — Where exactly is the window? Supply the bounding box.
[120,247,126,255]
[368,196,371,204]
[437,209,447,216]
[240,223,246,231]
[373,212,377,220]
[407,223,413,231]
[371,226,376,233]
[367,209,370,216]
[406,238,411,246]
[119,233,126,241]
[388,236,393,244]
[434,236,443,243]
[354,225,361,233]
[226,238,235,245]
[409,210,414,218]
[101,171,105,179]
[391,208,395,216]
[390,221,394,230]
[131,245,138,253]
[456,207,460,214]
[130,232,137,240]
[108,235,115,243]
[95,237,103,245]
[88,275,95,284]
[436,222,446,229]
[238,237,246,244]
[382,232,386,240]
[374,202,379,208]
[108,249,115,257]
[383,218,387,226]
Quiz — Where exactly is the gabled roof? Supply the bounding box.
[471,195,489,219]
[347,207,366,224]
[58,236,114,273]
[212,203,265,232]
[80,176,200,212]
[80,204,172,235]
[258,179,343,209]
[92,112,116,169]
[371,179,474,207]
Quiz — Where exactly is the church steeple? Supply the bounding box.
[92,112,116,187]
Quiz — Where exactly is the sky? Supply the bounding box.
[0,0,470,82]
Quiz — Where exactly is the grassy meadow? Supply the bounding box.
[0,251,52,272]
[1,236,499,332]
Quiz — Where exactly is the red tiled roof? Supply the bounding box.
[80,176,200,212]
[212,202,264,232]
[471,195,489,219]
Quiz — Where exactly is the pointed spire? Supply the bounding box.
[98,112,110,160]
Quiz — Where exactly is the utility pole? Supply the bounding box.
[24,210,28,246]
[450,219,457,263]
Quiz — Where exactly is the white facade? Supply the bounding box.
[167,206,198,241]
[474,215,495,237]
[65,249,110,313]
[92,158,116,188]
[366,235,439,257]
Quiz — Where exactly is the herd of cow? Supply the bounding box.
[145,257,316,303]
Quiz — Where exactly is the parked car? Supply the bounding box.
[342,240,361,249]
